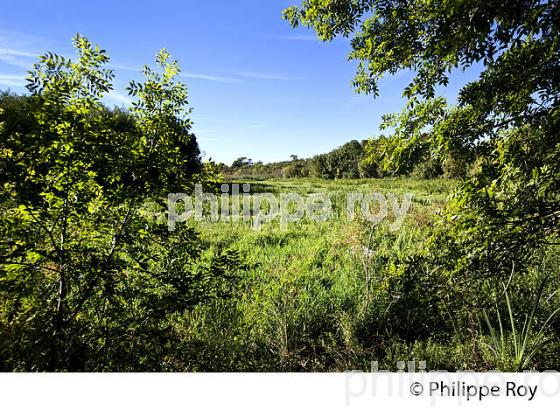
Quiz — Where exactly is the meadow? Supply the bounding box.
[168,177,559,371]
[2,1,559,371]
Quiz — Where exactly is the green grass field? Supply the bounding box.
[173,178,475,371]
[169,177,560,371]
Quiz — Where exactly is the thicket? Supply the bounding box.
[0,36,242,370]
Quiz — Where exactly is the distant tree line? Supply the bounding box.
[223,136,470,180]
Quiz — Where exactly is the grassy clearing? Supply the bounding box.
[170,177,560,371]
[173,178,464,370]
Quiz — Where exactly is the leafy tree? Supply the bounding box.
[309,153,333,179]
[308,140,364,179]
[329,139,363,178]
[126,49,203,195]
[359,136,389,178]
[231,157,250,168]
[0,35,239,371]
[359,134,430,177]
[285,0,560,327]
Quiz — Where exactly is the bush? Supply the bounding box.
[412,157,443,179]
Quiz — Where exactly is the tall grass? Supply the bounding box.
[483,277,560,371]
[174,177,560,371]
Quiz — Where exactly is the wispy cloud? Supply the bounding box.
[112,61,297,83]
[0,31,47,70]
[234,124,268,130]
[231,71,303,81]
[195,129,218,134]
[108,62,141,72]
[110,62,240,83]
[179,72,240,84]
[105,91,133,106]
[0,48,38,58]
[0,74,27,87]
[0,48,40,69]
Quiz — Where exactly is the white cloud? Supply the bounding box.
[197,137,222,142]
[180,72,240,83]
[108,63,140,72]
[105,91,133,106]
[0,74,27,87]
[0,30,46,70]
[0,48,40,69]
[110,62,240,83]
[195,129,218,134]
[234,124,268,130]
[0,47,38,58]
[112,61,298,83]
[231,71,303,81]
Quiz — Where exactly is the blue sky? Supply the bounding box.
[0,0,482,164]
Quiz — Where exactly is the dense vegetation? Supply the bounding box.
[0,37,242,370]
[282,0,560,370]
[1,0,560,371]
[223,135,467,180]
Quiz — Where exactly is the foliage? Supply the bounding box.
[1,0,560,372]
[311,139,364,179]
[223,134,454,181]
[483,278,560,371]
[282,0,560,369]
[285,0,560,350]
[0,35,238,371]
